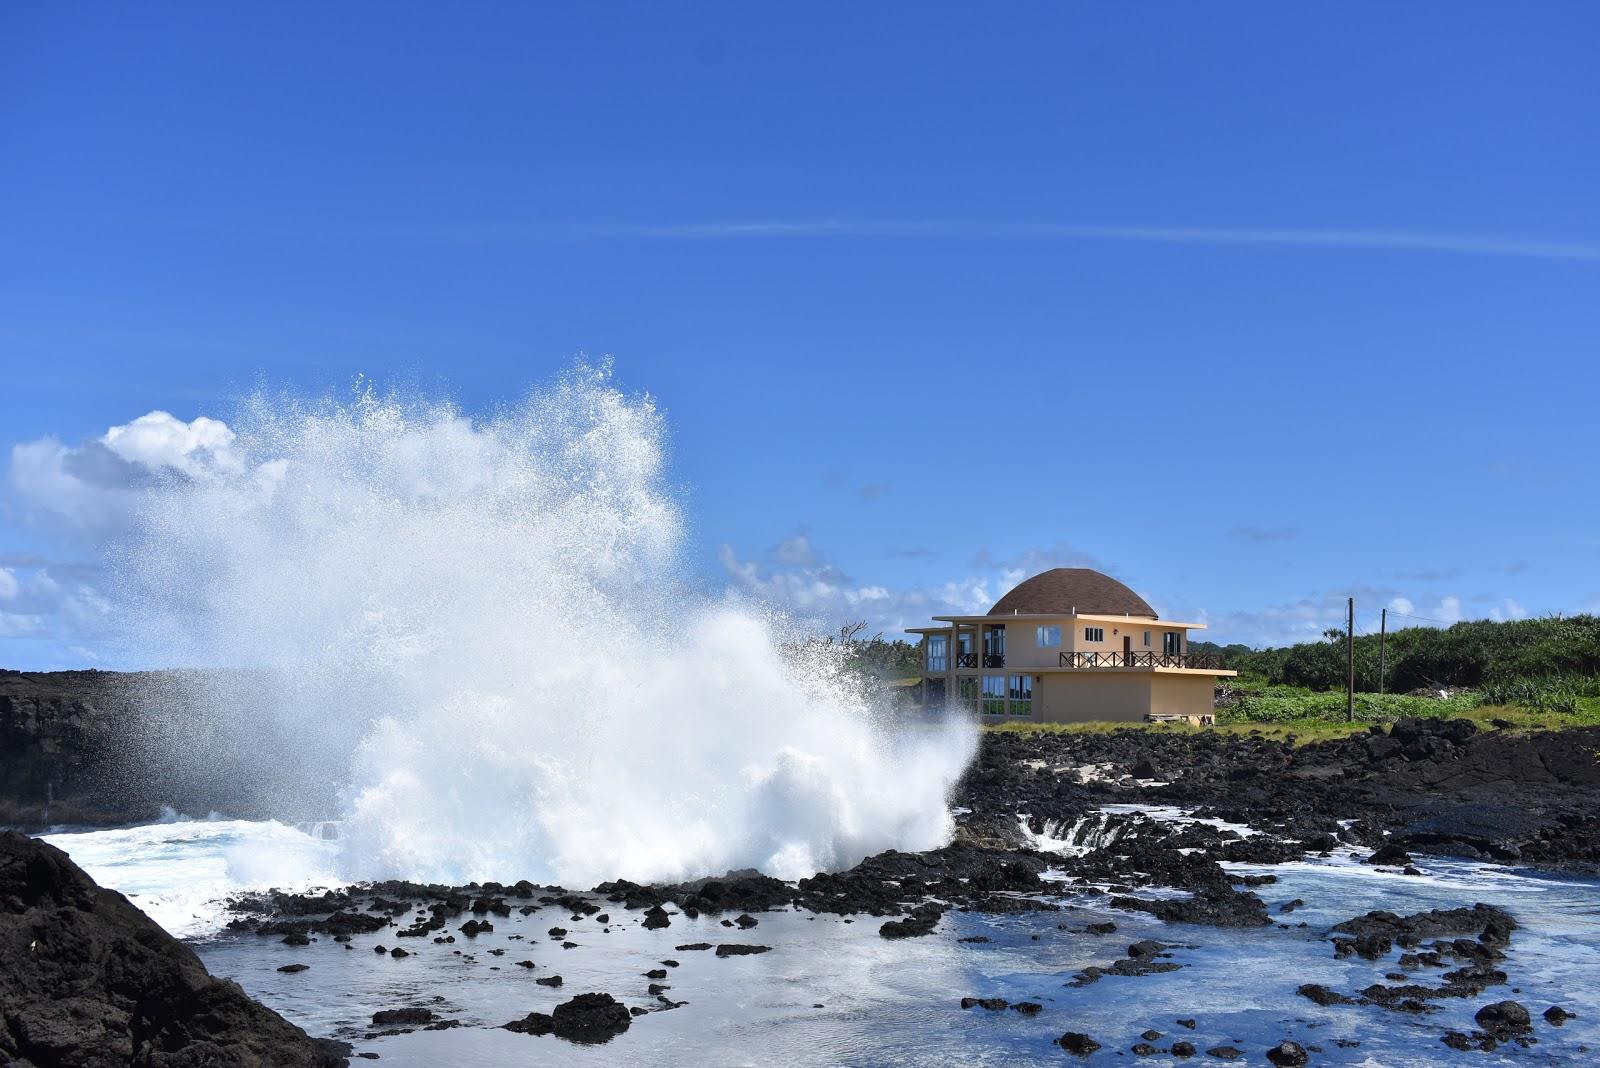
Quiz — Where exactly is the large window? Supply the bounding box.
[926,634,948,672]
[983,625,1006,667]
[1008,674,1033,716]
[1036,625,1061,648]
[958,675,980,709]
[1163,631,1181,656]
[1084,626,1105,643]
[1144,630,1152,648]
[981,675,1007,715]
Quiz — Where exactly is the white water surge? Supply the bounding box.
[112,365,975,887]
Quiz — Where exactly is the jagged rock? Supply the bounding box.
[1474,1000,1531,1038]
[1266,1040,1308,1066]
[1057,1032,1101,1055]
[550,992,632,1044]
[0,830,349,1066]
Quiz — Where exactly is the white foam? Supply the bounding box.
[112,365,977,887]
[42,819,341,938]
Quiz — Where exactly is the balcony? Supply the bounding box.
[1059,651,1226,670]
[956,653,979,669]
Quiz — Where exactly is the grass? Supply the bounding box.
[980,680,1600,745]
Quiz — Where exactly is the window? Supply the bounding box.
[983,625,1006,667]
[1164,631,1181,656]
[1036,625,1061,648]
[958,676,980,709]
[1007,674,1033,716]
[1084,626,1105,643]
[926,634,948,672]
[957,631,974,656]
[1144,630,1151,648]
[981,675,1007,715]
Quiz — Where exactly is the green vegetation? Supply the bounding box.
[1191,614,1600,693]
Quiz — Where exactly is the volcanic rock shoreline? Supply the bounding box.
[215,716,1595,1058]
[8,709,1598,1061]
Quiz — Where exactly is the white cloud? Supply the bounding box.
[6,410,249,537]
[718,541,1000,636]
[101,411,243,478]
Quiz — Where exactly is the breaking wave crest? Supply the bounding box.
[117,365,975,886]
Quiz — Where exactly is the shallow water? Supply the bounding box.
[42,814,1600,1065]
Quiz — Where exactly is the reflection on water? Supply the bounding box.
[43,816,1600,1066]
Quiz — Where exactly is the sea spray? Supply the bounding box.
[113,365,976,886]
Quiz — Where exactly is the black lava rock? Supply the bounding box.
[0,831,350,1066]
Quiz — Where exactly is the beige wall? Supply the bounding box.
[1037,671,1152,722]
[1149,673,1217,718]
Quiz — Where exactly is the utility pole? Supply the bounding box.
[1378,608,1387,695]
[1346,597,1356,722]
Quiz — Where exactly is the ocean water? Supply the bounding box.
[40,813,1600,1066]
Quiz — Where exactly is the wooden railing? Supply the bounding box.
[1059,651,1226,670]
[956,653,980,669]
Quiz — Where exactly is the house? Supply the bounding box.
[906,567,1234,724]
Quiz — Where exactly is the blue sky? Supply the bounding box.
[3,3,1598,668]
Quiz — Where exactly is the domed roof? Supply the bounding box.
[988,568,1156,618]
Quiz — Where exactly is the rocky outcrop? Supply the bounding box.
[0,669,344,828]
[0,829,349,1066]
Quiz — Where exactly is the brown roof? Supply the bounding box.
[988,568,1157,618]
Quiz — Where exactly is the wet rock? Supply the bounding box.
[1131,1042,1158,1055]
[1474,1000,1531,1039]
[547,926,568,938]
[641,905,671,930]
[371,1008,435,1026]
[1012,1002,1042,1016]
[502,1011,553,1036]
[715,943,771,956]
[278,963,310,974]
[675,942,713,951]
[1206,1047,1244,1060]
[1086,922,1117,934]
[735,913,759,928]
[1366,843,1413,866]
[550,992,632,1044]
[1140,1029,1163,1040]
[459,919,493,936]
[1265,1040,1308,1066]
[1171,1040,1196,1057]
[389,947,410,958]
[880,903,943,939]
[960,997,1008,1010]
[1176,1018,1197,1029]
[1544,1005,1575,1025]
[644,968,668,979]
[1057,1032,1102,1055]
[0,830,351,1066]
[1111,885,1270,927]
[1297,984,1354,1006]
[536,975,563,987]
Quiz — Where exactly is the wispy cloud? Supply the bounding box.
[432,220,1600,264]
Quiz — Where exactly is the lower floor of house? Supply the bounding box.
[916,669,1222,724]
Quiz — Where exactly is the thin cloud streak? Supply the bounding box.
[437,219,1600,264]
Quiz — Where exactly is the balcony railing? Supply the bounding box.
[1059,651,1226,670]
[983,653,1005,669]
[956,653,979,669]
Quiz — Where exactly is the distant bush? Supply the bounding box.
[1196,615,1600,693]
